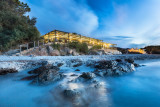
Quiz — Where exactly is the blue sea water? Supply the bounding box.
[0,60,160,107]
[107,60,160,107]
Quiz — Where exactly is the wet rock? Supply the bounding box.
[79,72,95,80]
[63,89,81,99]
[71,59,83,67]
[105,69,113,76]
[86,60,96,67]
[93,69,104,77]
[0,68,18,75]
[125,58,134,64]
[91,59,138,76]
[133,63,140,67]
[116,63,135,73]
[112,69,123,75]
[57,63,64,67]
[95,60,118,69]
[71,74,78,76]
[75,69,80,71]
[73,63,82,67]
[28,64,53,74]
[31,64,64,85]
[94,69,114,77]
[21,75,37,81]
[116,59,122,62]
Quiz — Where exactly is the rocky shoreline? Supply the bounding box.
[0,56,142,106]
[0,55,160,106]
[0,54,160,62]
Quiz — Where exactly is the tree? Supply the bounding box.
[0,0,40,51]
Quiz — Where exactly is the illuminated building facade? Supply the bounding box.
[42,30,116,48]
[128,48,146,54]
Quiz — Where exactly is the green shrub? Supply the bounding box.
[79,43,88,54]
[51,43,61,50]
[68,41,88,54]
[90,45,102,50]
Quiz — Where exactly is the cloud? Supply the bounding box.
[22,0,160,48]
[24,0,98,35]
[89,0,160,47]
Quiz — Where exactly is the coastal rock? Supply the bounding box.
[63,47,73,55]
[0,68,18,75]
[50,49,60,56]
[133,63,140,67]
[92,59,137,76]
[31,64,64,85]
[47,46,60,56]
[79,72,96,80]
[95,60,118,69]
[86,60,96,67]
[93,69,106,77]
[57,63,64,67]
[71,59,83,67]
[28,64,52,74]
[39,47,48,56]
[116,59,122,62]
[73,63,83,67]
[63,89,81,99]
[72,51,79,56]
[117,62,135,73]
[21,75,37,81]
[88,50,99,55]
[125,58,134,64]
[75,69,80,71]
[71,74,78,76]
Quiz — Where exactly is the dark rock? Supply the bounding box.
[71,74,78,76]
[95,60,118,69]
[73,63,82,67]
[86,60,96,67]
[21,75,37,81]
[116,59,122,62]
[63,89,81,99]
[125,58,134,64]
[75,69,80,71]
[31,64,64,85]
[133,63,140,67]
[92,59,138,76]
[80,72,95,80]
[93,69,104,77]
[70,59,83,67]
[116,63,135,73]
[70,59,81,63]
[112,69,123,75]
[0,68,18,75]
[28,64,60,74]
[57,63,64,67]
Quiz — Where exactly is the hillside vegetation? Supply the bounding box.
[0,0,40,52]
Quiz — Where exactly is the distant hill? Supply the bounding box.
[144,46,160,54]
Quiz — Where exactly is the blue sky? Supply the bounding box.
[22,0,160,48]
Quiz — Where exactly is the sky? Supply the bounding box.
[21,0,160,48]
